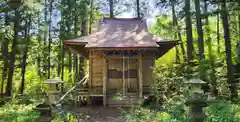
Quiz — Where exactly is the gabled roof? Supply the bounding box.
[65,18,170,48]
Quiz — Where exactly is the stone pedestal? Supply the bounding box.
[186,99,207,122]
[44,78,63,115]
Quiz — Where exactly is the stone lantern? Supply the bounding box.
[44,77,63,105]
[44,77,63,116]
[185,79,207,122]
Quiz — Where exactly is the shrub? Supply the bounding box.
[0,103,40,122]
[121,106,156,122]
[205,101,240,122]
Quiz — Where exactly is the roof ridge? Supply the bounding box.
[103,17,141,21]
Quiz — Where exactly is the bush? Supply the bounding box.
[205,101,240,122]
[122,100,240,122]
[0,103,40,122]
[121,106,156,122]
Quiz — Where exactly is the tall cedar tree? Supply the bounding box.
[171,2,180,63]
[185,0,194,61]
[79,0,89,79]
[204,0,218,96]
[37,13,42,77]
[6,8,21,96]
[60,0,66,81]
[43,0,48,77]
[73,0,78,83]
[1,11,9,95]
[137,0,140,18]
[20,15,31,94]
[221,0,238,100]
[109,0,114,18]
[67,0,72,79]
[195,0,204,60]
[48,0,53,78]
[217,11,220,54]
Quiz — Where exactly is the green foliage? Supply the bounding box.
[205,101,240,122]
[156,106,191,122]
[152,64,189,99]
[51,115,63,122]
[11,66,46,96]
[123,101,240,122]
[23,66,45,94]
[121,106,156,122]
[52,112,81,122]
[151,15,174,38]
[0,103,40,122]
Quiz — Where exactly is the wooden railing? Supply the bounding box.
[55,75,89,105]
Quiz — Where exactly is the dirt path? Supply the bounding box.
[73,106,123,122]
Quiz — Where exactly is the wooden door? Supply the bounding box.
[124,59,138,94]
[107,59,123,95]
[106,57,139,96]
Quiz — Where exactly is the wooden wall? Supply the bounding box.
[141,52,155,87]
[89,50,104,87]
[89,49,155,89]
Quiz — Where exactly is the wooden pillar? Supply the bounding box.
[122,55,125,96]
[103,57,107,107]
[88,50,92,104]
[138,52,143,98]
[89,50,92,88]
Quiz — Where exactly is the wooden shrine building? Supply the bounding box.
[64,18,178,107]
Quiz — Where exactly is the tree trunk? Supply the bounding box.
[217,13,220,54]
[20,15,31,95]
[48,0,53,79]
[81,2,89,36]
[221,0,238,100]
[74,55,78,82]
[136,0,140,19]
[171,3,180,63]
[195,0,204,60]
[6,9,20,97]
[79,56,85,79]
[61,40,65,81]
[109,0,114,18]
[79,1,89,79]
[89,0,94,34]
[74,1,79,83]
[238,13,240,45]
[185,0,194,62]
[37,14,42,77]
[67,0,73,81]
[43,0,48,77]
[204,1,212,58]
[238,13,240,62]
[68,52,72,75]
[204,0,218,96]
[1,11,10,95]
[60,0,66,81]
[171,4,186,62]
[1,38,8,95]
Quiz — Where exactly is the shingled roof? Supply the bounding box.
[64,18,171,48]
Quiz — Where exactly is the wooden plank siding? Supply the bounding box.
[141,52,155,95]
[90,50,104,87]
[142,53,154,87]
